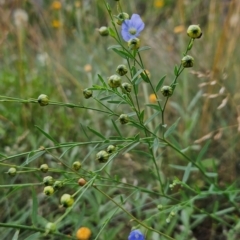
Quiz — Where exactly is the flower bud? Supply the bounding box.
[128,38,140,50]
[45,222,56,233]
[119,114,128,124]
[60,193,74,207]
[72,161,81,171]
[43,176,54,186]
[96,150,109,163]
[8,167,17,176]
[83,89,92,99]
[44,186,54,196]
[108,74,121,88]
[98,26,109,36]
[116,12,129,25]
[78,178,87,186]
[40,164,49,173]
[107,145,116,153]
[53,180,63,190]
[181,55,194,68]
[37,94,49,106]
[116,64,128,76]
[121,83,132,93]
[161,86,173,97]
[187,25,202,39]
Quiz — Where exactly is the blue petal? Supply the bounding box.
[128,230,145,240]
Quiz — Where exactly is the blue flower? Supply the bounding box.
[128,229,145,240]
[121,14,145,42]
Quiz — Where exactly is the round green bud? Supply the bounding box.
[116,64,128,76]
[119,114,128,124]
[37,94,49,106]
[53,180,63,190]
[83,89,92,99]
[157,204,163,210]
[60,193,74,208]
[116,12,129,25]
[45,222,56,233]
[107,145,116,153]
[121,83,132,93]
[40,164,49,173]
[8,167,17,176]
[161,86,173,97]
[96,150,109,163]
[181,55,194,68]
[108,74,121,88]
[98,26,109,36]
[128,38,140,50]
[187,25,202,39]
[44,186,54,196]
[72,161,81,171]
[43,176,54,186]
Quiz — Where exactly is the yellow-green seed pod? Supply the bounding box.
[181,55,194,68]
[187,25,202,39]
[53,180,63,190]
[37,94,49,106]
[60,194,74,208]
[44,186,54,196]
[43,176,54,186]
[7,167,17,176]
[72,161,81,171]
[45,222,56,233]
[116,64,128,76]
[40,164,49,173]
[121,83,132,93]
[119,114,129,124]
[116,12,129,25]
[161,86,173,97]
[107,145,116,153]
[98,26,109,36]
[108,74,121,88]
[96,150,109,163]
[128,38,140,50]
[83,89,93,99]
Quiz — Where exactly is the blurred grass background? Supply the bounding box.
[0,0,240,239]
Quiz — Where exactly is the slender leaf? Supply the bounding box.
[35,125,59,145]
[144,111,161,126]
[112,48,133,59]
[12,230,20,240]
[24,233,41,240]
[21,150,45,166]
[107,100,127,104]
[164,117,181,138]
[31,187,38,227]
[182,162,192,183]
[98,74,108,88]
[88,127,106,139]
[107,44,122,50]
[174,65,178,76]
[122,141,140,155]
[156,75,166,92]
[131,69,144,83]
[108,27,116,38]
[138,46,151,52]
[111,119,122,137]
[145,104,161,111]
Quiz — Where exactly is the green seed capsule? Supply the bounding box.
[181,55,194,68]
[187,25,202,39]
[121,83,132,93]
[72,161,81,171]
[119,114,129,124]
[45,222,56,233]
[60,194,74,207]
[43,176,54,186]
[161,86,173,97]
[83,89,93,99]
[116,64,128,76]
[108,75,121,88]
[40,164,49,173]
[96,150,109,163]
[98,26,109,36]
[128,38,140,50]
[53,180,63,190]
[37,94,49,106]
[44,186,54,196]
[116,12,129,25]
[107,145,116,153]
[8,167,17,176]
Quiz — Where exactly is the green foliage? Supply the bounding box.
[0,1,240,240]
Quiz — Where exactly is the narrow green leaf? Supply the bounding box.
[174,65,178,76]
[131,69,144,83]
[140,71,150,83]
[0,152,7,158]
[12,230,20,240]
[35,125,59,145]
[107,100,127,104]
[164,117,181,138]
[156,75,166,92]
[111,119,122,137]
[145,104,161,111]
[182,162,192,183]
[108,27,116,38]
[31,187,38,227]
[144,111,161,126]
[98,74,108,87]
[107,44,122,50]
[80,123,89,140]
[87,127,106,139]
[24,233,41,240]
[138,46,151,52]
[128,121,145,130]
[22,150,45,166]
[140,110,144,122]
[99,95,113,101]
[122,141,140,154]
[153,137,159,156]
[112,48,133,59]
